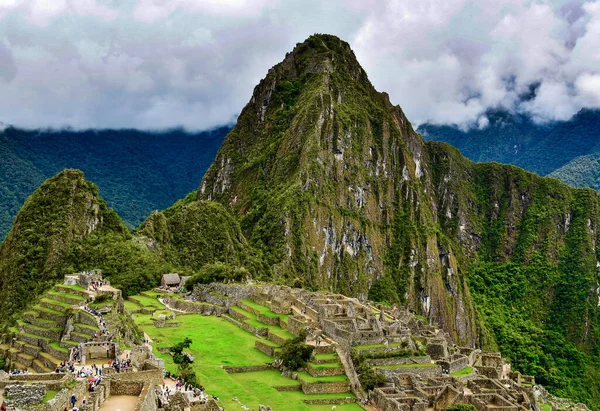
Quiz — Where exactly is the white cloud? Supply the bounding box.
[0,0,598,130]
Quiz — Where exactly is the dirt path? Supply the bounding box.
[97,395,138,411]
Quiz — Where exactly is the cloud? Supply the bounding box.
[0,0,598,130]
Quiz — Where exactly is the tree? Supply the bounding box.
[170,337,193,365]
[278,330,314,371]
[445,405,476,411]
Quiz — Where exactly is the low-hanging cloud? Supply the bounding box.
[0,0,598,130]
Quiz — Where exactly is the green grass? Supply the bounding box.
[89,300,113,309]
[134,311,353,410]
[42,390,58,404]
[58,284,86,291]
[296,372,348,383]
[450,366,474,378]
[313,353,338,361]
[124,300,142,310]
[49,290,87,301]
[129,295,165,309]
[40,297,72,309]
[240,299,290,321]
[541,404,551,411]
[307,362,343,369]
[48,342,69,353]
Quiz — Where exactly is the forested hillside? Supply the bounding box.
[419,108,600,177]
[0,126,230,239]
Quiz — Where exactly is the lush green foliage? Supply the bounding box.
[445,405,476,411]
[0,354,5,371]
[551,151,600,192]
[0,169,128,325]
[351,352,386,391]
[278,331,314,371]
[0,126,229,238]
[171,337,193,365]
[185,263,249,290]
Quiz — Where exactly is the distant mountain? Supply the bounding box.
[550,152,600,191]
[0,126,231,239]
[418,108,600,176]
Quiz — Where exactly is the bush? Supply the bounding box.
[171,338,193,365]
[185,262,249,290]
[351,352,386,391]
[0,355,5,371]
[445,405,476,411]
[278,330,314,371]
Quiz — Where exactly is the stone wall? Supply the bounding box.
[163,296,225,316]
[305,363,345,377]
[111,380,144,396]
[475,366,501,379]
[223,365,272,373]
[375,365,442,379]
[255,340,277,357]
[4,384,46,407]
[368,356,432,367]
[299,380,350,394]
[40,379,88,411]
[135,381,157,411]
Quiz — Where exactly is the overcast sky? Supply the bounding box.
[0,0,599,130]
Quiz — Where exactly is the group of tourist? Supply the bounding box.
[107,358,132,373]
[88,280,105,292]
[8,368,29,375]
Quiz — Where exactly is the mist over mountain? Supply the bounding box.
[418,108,600,178]
[0,125,231,239]
[1,34,600,409]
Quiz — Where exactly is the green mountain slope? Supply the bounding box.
[1,34,600,408]
[418,108,600,176]
[550,152,600,191]
[0,126,230,239]
[0,169,128,325]
[198,34,600,406]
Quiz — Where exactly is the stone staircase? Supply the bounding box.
[0,284,100,373]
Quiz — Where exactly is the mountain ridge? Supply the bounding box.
[1,34,599,408]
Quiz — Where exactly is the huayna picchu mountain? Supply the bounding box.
[1,34,600,408]
[0,169,127,325]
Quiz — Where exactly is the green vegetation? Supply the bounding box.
[0,126,230,239]
[278,331,313,371]
[450,367,474,378]
[42,390,59,404]
[419,108,600,177]
[445,404,476,411]
[133,311,352,411]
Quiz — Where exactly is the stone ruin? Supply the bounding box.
[3,384,46,407]
[185,282,542,411]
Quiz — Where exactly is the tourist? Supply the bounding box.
[1,401,7,411]
[70,394,77,408]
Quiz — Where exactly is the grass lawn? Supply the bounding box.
[450,366,474,378]
[134,312,355,411]
[124,301,142,311]
[42,390,58,404]
[129,295,165,309]
[541,404,551,411]
[240,299,290,321]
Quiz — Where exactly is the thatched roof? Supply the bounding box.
[162,273,181,285]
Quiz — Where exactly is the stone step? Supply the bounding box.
[73,323,98,336]
[16,351,35,367]
[46,342,70,362]
[28,316,60,329]
[40,298,70,313]
[9,360,27,371]
[60,340,80,349]
[70,332,91,343]
[18,321,63,341]
[48,290,87,306]
[20,332,52,347]
[14,340,41,357]
[32,305,67,325]
[54,284,90,298]
[38,351,62,369]
[32,358,53,373]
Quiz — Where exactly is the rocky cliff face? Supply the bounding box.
[198,35,600,362]
[198,35,479,344]
[0,169,127,325]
